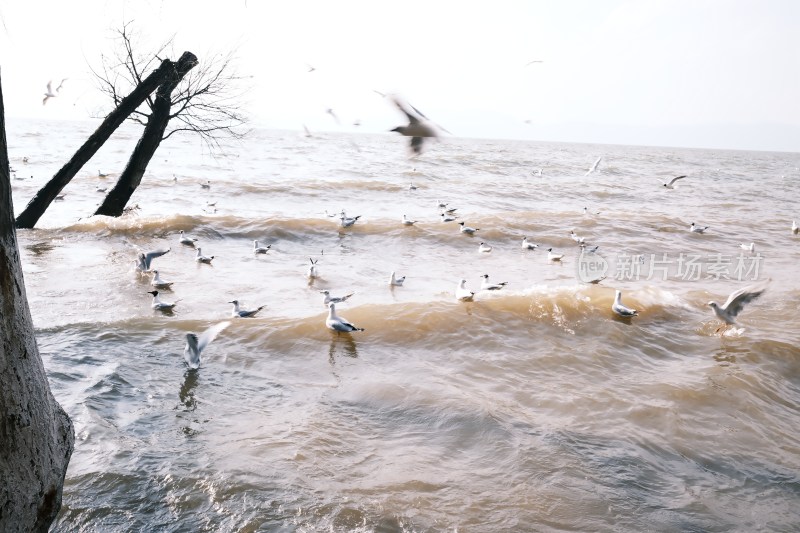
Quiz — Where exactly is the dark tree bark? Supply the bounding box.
[95,52,198,217]
[14,53,196,229]
[0,72,74,531]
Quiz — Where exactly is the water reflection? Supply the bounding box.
[179,369,199,411]
[328,334,359,365]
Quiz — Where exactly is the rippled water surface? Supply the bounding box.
[7,118,800,532]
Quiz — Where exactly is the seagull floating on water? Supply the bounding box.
[135,248,171,273]
[402,214,417,226]
[441,213,458,223]
[569,230,585,244]
[307,258,319,279]
[580,244,600,254]
[478,242,493,254]
[229,300,265,318]
[320,290,354,306]
[326,302,364,335]
[456,279,475,301]
[459,222,479,235]
[739,242,755,253]
[340,213,361,228]
[521,237,539,250]
[689,222,708,233]
[662,175,687,189]
[389,95,442,156]
[792,220,798,235]
[612,290,638,318]
[183,321,231,369]
[480,274,507,291]
[253,240,271,254]
[409,182,418,190]
[547,248,564,261]
[195,248,215,264]
[389,271,406,286]
[179,230,198,246]
[708,281,768,332]
[147,290,178,312]
[150,270,174,290]
[200,180,211,189]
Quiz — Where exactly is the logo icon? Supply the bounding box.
[577,250,608,283]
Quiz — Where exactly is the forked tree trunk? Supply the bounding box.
[14,53,195,229]
[0,72,74,531]
[95,52,198,217]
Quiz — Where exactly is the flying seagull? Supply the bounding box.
[42,78,66,105]
[389,95,444,156]
[661,175,687,189]
[708,281,768,331]
[183,321,231,369]
[585,157,602,176]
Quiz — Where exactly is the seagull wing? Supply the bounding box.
[196,321,231,353]
[720,281,768,317]
[46,80,53,94]
[392,97,421,125]
[143,248,171,268]
[668,175,687,187]
[56,78,67,92]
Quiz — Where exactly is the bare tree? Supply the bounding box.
[92,24,248,216]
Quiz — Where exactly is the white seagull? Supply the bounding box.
[521,237,539,250]
[134,248,171,273]
[195,248,215,264]
[179,230,198,246]
[739,242,755,253]
[253,240,271,254]
[326,302,365,335]
[792,220,798,235]
[389,271,406,286]
[585,156,602,176]
[389,95,442,155]
[441,213,458,223]
[150,270,174,290]
[569,230,585,244]
[689,222,708,233]
[183,321,231,369]
[708,281,768,331]
[402,214,417,226]
[612,290,638,318]
[547,248,564,261]
[478,242,493,254]
[147,290,178,312]
[661,175,687,189]
[42,79,66,105]
[229,300,265,318]
[459,222,479,235]
[307,258,319,279]
[480,274,507,291]
[320,290,355,306]
[340,213,361,228]
[456,279,475,302]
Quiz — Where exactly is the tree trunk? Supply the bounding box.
[14,53,196,229]
[0,73,74,532]
[95,52,198,217]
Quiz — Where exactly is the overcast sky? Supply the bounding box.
[1,0,798,152]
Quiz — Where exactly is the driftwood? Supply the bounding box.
[94,51,198,216]
[0,71,74,531]
[14,52,197,228]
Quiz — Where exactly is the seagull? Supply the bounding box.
[200,180,211,189]
[444,207,458,215]
[792,220,798,235]
[253,240,271,254]
[147,290,178,312]
[521,237,539,250]
[441,213,458,223]
[307,258,319,279]
[480,274,507,291]
[320,290,355,306]
[585,157,602,176]
[547,248,564,261]
[179,230,198,246]
[739,242,755,253]
[478,242,493,254]
[580,244,600,254]
[326,302,364,335]
[569,230,585,244]
[662,175,687,189]
[389,95,441,155]
[408,182,418,190]
[389,271,406,286]
[303,124,313,138]
[689,222,708,233]
[340,213,361,228]
[582,206,600,216]
[134,248,171,273]
[525,60,544,66]
[459,222,479,234]
[708,281,768,331]
[98,170,109,178]
[150,270,174,290]
[402,215,417,226]
[195,248,214,264]
[456,279,475,302]
[306,64,316,73]
[611,290,638,318]
[325,108,341,125]
[229,300,265,318]
[437,200,448,209]
[183,321,231,369]
[42,79,66,105]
